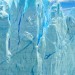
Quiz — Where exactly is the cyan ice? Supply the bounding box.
[0,0,37,75]
[0,0,75,75]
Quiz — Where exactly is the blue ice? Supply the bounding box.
[0,0,75,75]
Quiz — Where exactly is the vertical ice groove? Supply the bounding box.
[18,14,22,45]
[36,0,43,74]
[23,0,28,14]
[6,31,11,62]
[36,0,50,74]
[6,13,12,63]
[0,1,12,63]
[36,0,43,45]
[36,46,42,75]
[31,65,35,75]
[18,0,29,45]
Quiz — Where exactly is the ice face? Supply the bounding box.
[0,0,75,75]
[0,3,11,66]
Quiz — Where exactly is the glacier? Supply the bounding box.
[0,0,75,75]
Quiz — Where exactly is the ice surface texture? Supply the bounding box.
[0,0,75,75]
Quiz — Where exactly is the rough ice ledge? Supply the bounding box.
[0,0,75,75]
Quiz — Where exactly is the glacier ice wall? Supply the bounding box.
[0,0,75,75]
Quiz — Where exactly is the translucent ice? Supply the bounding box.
[0,0,75,75]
